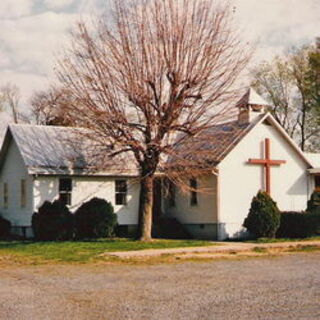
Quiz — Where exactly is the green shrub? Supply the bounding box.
[32,200,74,241]
[277,211,320,238]
[306,191,320,214]
[74,198,117,239]
[0,215,11,238]
[243,191,281,239]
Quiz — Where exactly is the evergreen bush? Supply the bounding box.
[32,200,74,241]
[0,215,11,238]
[74,198,117,239]
[243,191,281,239]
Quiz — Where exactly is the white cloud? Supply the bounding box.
[233,0,320,63]
[0,10,85,105]
[0,0,319,107]
[0,0,33,18]
[0,51,11,68]
[0,70,48,104]
[0,11,80,76]
[44,0,75,10]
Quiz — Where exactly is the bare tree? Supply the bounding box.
[0,83,21,124]
[251,57,298,138]
[30,87,75,126]
[57,0,250,240]
[251,41,320,151]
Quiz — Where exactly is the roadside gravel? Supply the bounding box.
[103,240,320,258]
[0,252,319,320]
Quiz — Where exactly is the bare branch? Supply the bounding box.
[56,0,251,239]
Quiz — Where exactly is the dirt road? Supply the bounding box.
[0,252,319,320]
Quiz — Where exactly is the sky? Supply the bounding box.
[0,0,319,113]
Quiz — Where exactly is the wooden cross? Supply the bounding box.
[248,138,286,195]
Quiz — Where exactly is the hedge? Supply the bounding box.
[276,211,320,238]
[0,215,11,239]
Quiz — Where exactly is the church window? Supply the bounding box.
[21,179,26,208]
[59,178,72,206]
[115,180,127,205]
[190,178,198,206]
[168,181,176,207]
[3,183,8,209]
[315,176,320,191]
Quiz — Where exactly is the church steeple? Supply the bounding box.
[237,88,269,125]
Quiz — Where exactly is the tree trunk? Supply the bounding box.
[138,174,154,241]
[300,104,307,151]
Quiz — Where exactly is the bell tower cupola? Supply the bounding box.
[237,88,269,125]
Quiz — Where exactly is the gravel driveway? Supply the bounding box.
[0,252,319,320]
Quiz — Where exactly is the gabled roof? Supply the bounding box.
[0,124,138,176]
[0,110,313,177]
[186,115,263,165]
[175,112,313,168]
[0,120,8,147]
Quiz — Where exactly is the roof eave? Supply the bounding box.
[217,112,313,169]
[264,114,313,168]
[0,127,13,173]
[28,167,140,177]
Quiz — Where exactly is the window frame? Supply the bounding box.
[59,178,72,206]
[3,182,8,209]
[20,179,26,208]
[168,181,176,207]
[315,175,320,191]
[115,180,128,206]
[189,178,198,206]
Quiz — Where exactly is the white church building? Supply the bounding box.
[0,89,319,240]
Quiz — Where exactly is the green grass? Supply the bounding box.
[287,245,320,252]
[247,236,320,244]
[252,246,268,253]
[0,238,215,263]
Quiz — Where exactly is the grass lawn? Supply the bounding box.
[247,236,320,243]
[0,238,216,264]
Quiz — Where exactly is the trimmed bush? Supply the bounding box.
[0,215,11,239]
[74,198,117,239]
[32,200,74,241]
[243,191,281,239]
[277,211,320,238]
[307,191,320,214]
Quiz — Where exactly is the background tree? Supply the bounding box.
[306,37,320,143]
[0,83,21,124]
[30,86,75,126]
[56,0,250,240]
[251,39,320,151]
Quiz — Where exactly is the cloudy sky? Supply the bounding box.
[0,0,319,107]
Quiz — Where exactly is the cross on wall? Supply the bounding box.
[247,138,286,195]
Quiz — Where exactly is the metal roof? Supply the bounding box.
[0,88,313,176]
[0,124,138,176]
